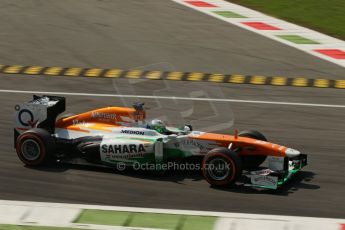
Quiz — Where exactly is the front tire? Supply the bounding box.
[202,148,242,187]
[16,128,55,166]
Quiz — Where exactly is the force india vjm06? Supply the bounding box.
[14,95,307,189]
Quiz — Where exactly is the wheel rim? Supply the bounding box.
[21,139,41,161]
[207,157,231,181]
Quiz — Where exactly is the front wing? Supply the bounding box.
[244,154,308,189]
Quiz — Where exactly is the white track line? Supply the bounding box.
[0,89,344,108]
[0,200,344,224]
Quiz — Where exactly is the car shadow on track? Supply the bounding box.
[28,163,319,195]
[214,171,320,195]
[27,162,206,183]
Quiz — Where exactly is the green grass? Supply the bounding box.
[75,209,130,226]
[228,0,345,40]
[0,210,216,230]
[0,225,81,230]
[75,209,216,230]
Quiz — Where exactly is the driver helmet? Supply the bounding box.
[149,119,166,134]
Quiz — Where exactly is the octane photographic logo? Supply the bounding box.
[110,62,235,133]
[115,161,231,172]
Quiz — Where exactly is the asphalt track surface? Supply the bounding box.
[1,0,345,78]
[0,0,345,219]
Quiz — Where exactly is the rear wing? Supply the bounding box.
[14,95,65,138]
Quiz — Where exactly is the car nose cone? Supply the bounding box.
[285,148,300,157]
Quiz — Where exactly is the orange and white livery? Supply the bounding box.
[14,95,307,190]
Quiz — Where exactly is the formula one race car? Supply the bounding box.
[14,95,307,189]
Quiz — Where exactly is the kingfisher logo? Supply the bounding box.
[72,120,87,125]
[121,130,145,135]
[91,112,116,120]
[251,175,278,188]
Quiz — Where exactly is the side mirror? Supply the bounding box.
[183,124,193,132]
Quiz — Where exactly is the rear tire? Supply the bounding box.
[239,130,267,169]
[202,147,242,187]
[16,128,55,166]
